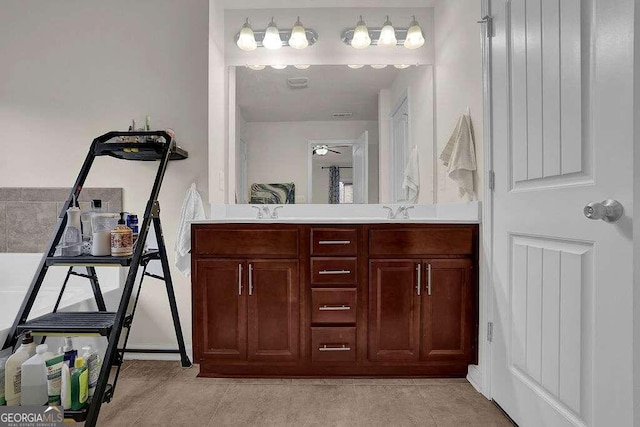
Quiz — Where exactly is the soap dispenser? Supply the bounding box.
[110,212,133,256]
[62,195,82,257]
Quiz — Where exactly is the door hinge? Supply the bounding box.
[477,15,494,38]
[489,170,495,190]
[487,322,493,342]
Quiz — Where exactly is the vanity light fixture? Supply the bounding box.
[271,64,288,70]
[351,16,372,49]
[370,64,388,69]
[236,19,258,51]
[294,64,311,70]
[235,18,318,50]
[342,15,425,49]
[347,64,365,69]
[378,16,397,47]
[246,64,266,70]
[394,64,411,69]
[404,16,426,49]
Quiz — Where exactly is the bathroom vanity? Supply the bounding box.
[191,205,480,378]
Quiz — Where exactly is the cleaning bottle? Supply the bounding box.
[60,362,71,410]
[0,356,7,405]
[80,199,103,241]
[81,346,100,397]
[4,332,36,405]
[111,212,133,256]
[20,344,53,405]
[62,195,82,257]
[70,357,88,411]
[63,337,77,368]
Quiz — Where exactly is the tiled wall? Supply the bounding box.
[0,188,122,253]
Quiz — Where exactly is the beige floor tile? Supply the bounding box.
[117,360,183,383]
[417,383,514,426]
[352,385,437,426]
[285,385,357,426]
[97,379,161,426]
[207,384,293,426]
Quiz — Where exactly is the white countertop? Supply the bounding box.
[193,202,481,225]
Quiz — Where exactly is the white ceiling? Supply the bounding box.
[224,0,434,10]
[237,65,405,122]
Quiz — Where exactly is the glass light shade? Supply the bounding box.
[404,17,425,49]
[236,20,257,51]
[315,146,329,156]
[351,17,371,49]
[348,64,364,69]
[294,64,311,70]
[394,64,411,69]
[247,65,266,70]
[289,18,309,49]
[263,19,283,50]
[370,64,388,69]
[378,17,397,47]
[270,64,288,70]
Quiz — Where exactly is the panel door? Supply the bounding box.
[368,260,421,361]
[247,260,299,362]
[421,259,473,363]
[194,259,246,360]
[490,0,635,425]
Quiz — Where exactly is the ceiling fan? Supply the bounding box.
[312,144,350,156]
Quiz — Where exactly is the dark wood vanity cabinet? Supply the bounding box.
[192,223,478,377]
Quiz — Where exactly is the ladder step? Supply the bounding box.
[17,312,116,336]
[94,141,188,161]
[46,255,133,267]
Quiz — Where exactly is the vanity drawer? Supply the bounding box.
[369,227,474,256]
[193,227,299,257]
[311,327,356,363]
[311,258,357,285]
[311,289,357,324]
[311,228,358,256]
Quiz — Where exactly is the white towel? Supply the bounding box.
[402,146,420,204]
[440,114,477,200]
[175,183,206,276]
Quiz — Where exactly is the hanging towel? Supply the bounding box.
[175,183,206,277]
[402,146,420,203]
[440,114,477,200]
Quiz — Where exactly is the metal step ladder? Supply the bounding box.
[1,131,192,425]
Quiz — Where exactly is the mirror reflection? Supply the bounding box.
[234,64,431,204]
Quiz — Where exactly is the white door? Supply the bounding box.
[353,131,369,204]
[236,138,248,203]
[391,98,409,202]
[490,0,634,426]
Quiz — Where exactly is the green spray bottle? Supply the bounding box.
[70,356,88,410]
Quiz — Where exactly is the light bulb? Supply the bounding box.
[351,16,371,49]
[315,146,329,156]
[378,16,397,47]
[263,18,283,50]
[294,64,311,70]
[270,64,288,70]
[404,16,425,49]
[394,64,411,69]
[247,65,266,70]
[289,17,309,49]
[371,64,388,69]
[348,64,364,69]
[236,19,257,51]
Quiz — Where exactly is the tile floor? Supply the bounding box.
[91,360,513,427]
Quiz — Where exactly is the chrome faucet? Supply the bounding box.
[251,205,271,219]
[251,205,264,219]
[271,206,284,219]
[396,205,415,219]
[382,206,396,219]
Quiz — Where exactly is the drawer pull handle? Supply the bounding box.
[319,270,351,275]
[319,344,351,352]
[319,305,351,311]
[318,240,351,245]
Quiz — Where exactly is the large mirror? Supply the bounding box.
[234,64,433,204]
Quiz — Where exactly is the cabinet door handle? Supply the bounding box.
[416,263,421,296]
[318,270,351,275]
[318,240,351,245]
[249,263,254,296]
[318,305,351,311]
[238,263,243,296]
[318,344,351,352]
[427,263,432,296]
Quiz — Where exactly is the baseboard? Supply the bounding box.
[122,344,193,362]
[467,364,486,397]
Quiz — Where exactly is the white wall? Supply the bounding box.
[244,121,378,203]
[434,0,484,203]
[225,7,433,66]
[0,0,209,353]
[379,66,435,204]
[210,0,228,203]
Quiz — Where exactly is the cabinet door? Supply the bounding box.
[369,260,421,361]
[194,259,247,360]
[247,260,299,362]
[421,259,473,362]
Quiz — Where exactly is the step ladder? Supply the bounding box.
[1,131,192,426]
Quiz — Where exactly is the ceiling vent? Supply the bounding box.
[287,77,309,89]
[331,112,353,119]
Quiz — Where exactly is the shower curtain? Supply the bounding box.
[328,166,340,204]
